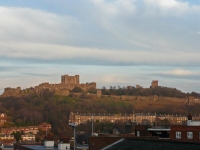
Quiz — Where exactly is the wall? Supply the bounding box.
[135,125,150,137]
[170,125,200,143]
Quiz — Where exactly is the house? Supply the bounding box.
[38,122,51,131]
[21,134,35,141]
[0,113,7,126]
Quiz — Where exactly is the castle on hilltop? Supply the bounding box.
[2,74,96,96]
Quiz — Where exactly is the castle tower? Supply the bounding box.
[97,89,102,98]
[61,75,80,84]
[151,80,158,88]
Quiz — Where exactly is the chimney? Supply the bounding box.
[187,113,192,126]
[188,113,192,120]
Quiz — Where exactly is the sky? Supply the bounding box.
[0,0,200,94]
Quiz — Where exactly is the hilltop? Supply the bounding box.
[1,74,200,99]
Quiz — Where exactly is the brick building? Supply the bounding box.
[0,113,7,126]
[170,125,200,143]
[1,126,39,135]
[69,112,134,125]
[21,134,35,141]
[38,122,51,131]
[69,112,190,125]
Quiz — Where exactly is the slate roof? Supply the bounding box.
[102,138,200,150]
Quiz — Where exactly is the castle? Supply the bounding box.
[2,74,96,96]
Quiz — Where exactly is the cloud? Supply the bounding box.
[0,4,200,67]
[88,0,137,15]
[144,0,200,15]
[0,7,81,44]
[144,0,188,9]
[1,41,200,66]
[100,74,128,83]
[161,69,197,76]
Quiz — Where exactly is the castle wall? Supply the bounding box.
[70,92,97,99]
[79,82,96,91]
[4,87,21,93]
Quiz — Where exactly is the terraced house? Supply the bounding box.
[69,112,200,125]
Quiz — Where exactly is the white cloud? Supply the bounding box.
[0,7,81,44]
[0,4,200,66]
[100,74,127,83]
[162,69,195,76]
[144,0,200,15]
[88,0,137,15]
[145,0,188,8]
[1,42,200,66]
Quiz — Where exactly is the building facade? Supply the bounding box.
[21,134,35,141]
[170,126,200,143]
[69,112,134,125]
[1,126,39,135]
[0,113,7,126]
[38,122,51,132]
[69,112,193,125]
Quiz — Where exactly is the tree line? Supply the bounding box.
[101,86,200,98]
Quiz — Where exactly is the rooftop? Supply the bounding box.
[102,138,200,150]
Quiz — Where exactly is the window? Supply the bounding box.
[187,132,193,139]
[176,131,181,139]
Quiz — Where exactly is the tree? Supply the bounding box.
[87,87,96,94]
[71,87,82,92]
[12,131,21,141]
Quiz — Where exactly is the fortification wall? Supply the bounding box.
[79,82,96,91]
[97,94,190,104]
[2,87,21,96]
[70,92,97,99]
[4,87,21,93]
[56,89,69,96]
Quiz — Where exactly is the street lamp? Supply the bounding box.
[92,114,93,137]
[68,123,77,150]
